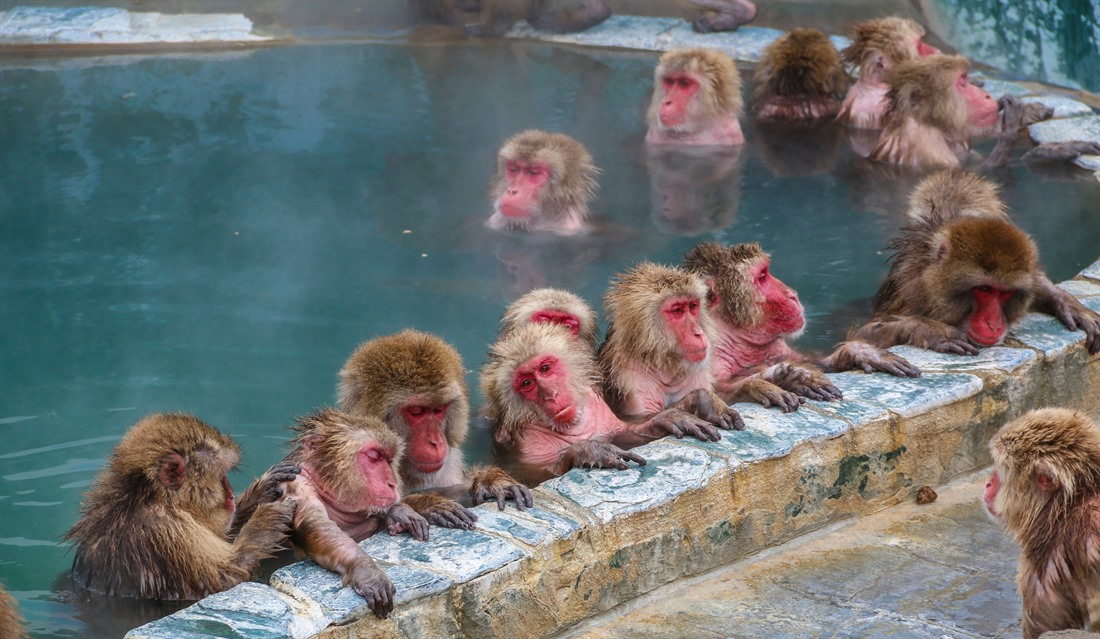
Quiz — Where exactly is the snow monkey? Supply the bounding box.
[498,287,599,352]
[750,28,848,121]
[64,413,296,601]
[647,48,745,146]
[487,130,599,236]
[339,330,533,514]
[983,408,1100,638]
[598,262,744,430]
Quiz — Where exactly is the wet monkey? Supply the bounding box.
[647,48,745,146]
[0,583,26,639]
[983,408,1100,637]
[63,414,296,601]
[487,130,599,236]
[838,17,940,129]
[499,287,599,352]
[339,330,533,515]
[750,28,848,121]
[482,323,720,482]
[598,262,743,430]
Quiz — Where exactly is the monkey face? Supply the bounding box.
[496,159,550,221]
[512,353,581,430]
[956,72,997,130]
[399,402,451,474]
[661,296,708,362]
[753,260,805,338]
[530,309,580,338]
[657,72,702,130]
[982,468,1001,519]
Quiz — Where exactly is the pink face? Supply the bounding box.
[400,403,449,474]
[358,444,399,508]
[658,73,700,128]
[983,468,1000,518]
[753,260,805,336]
[968,285,1015,346]
[958,72,998,129]
[662,296,708,362]
[497,160,551,219]
[530,309,580,337]
[513,354,578,427]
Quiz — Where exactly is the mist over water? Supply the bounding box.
[1,41,1098,638]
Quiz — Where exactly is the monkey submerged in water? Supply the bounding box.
[647,48,745,147]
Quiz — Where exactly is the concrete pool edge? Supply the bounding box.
[122,258,1100,639]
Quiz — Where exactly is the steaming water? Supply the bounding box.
[1,41,1098,638]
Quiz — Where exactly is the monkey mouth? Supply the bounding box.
[967,330,1002,347]
[683,348,708,363]
[551,405,578,425]
[412,460,445,474]
[499,204,529,219]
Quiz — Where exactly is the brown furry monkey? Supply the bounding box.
[647,48,745,146]
[339,330,532,515]
[598,262,744,430]
[499,287,600,352]
[63,413,296,601]
[0,583,26,639]
[751,28,848,121]
[983,408,1100,638]
[486,130,599,236]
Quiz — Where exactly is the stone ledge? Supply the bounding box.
[0,6,271,46]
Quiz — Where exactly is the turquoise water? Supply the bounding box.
[1,41,1098,638]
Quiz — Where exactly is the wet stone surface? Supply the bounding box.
[678,403,849,464]
[1058,279,1100,297]
[886,346,1035,374]
[270,560,451,625]
[1029,114,1100,145]
[979,79,1032,99]
[0,6,267,44]
[542,440,727,523]
[818,372,983,419]
[470,502,583,547]
[359,526,525,583]
[1076,155,1100,171]
[1008,312,1089,356]
[1020,94,1094,119]
[1082,260,1100,281]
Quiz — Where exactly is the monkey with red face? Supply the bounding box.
[647,48,745,147]
[499,287,599,352]
[983,408,1100,638]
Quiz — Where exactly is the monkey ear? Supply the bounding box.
[493,428,514,446]
[300,433,322,454]
[867,50,888,81]
[1033,462,1061,493]
[930,233,951,263]
[158,452,188,489]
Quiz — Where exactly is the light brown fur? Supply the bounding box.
[751,28,848,120]
[649,48,744,126]
[682,242,768,327]
[988,408,1100,638]
[490,130,599,227]
[0,584,26,639]
[841,17,926,78]
[499,288,600,351]
[906,167,1008,221]
[64,413,294,600]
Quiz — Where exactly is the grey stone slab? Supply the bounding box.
[819,372,983,419]
[1007,312,1087,356]
[801,389,892,427]
[124,582,325,639]
[1076,154,1100,171]
[359,526,525,583]
[651,23,785,62]
[1021,94,1094,119]
[980,79,1032,99]
[679,403,848,464]
[886,345,1035,374]
[1081,259,1100,282]
[470,503,582,546]
[542,440,726,523]
[1059,279,1100,297]
[0,5,267,45]
[1030,114,1100,145]
[270,560,450,626]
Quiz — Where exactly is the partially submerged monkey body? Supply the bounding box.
[647,48,745,146]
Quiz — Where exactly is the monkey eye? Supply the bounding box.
[758,269,768,283]
[688,301,698,312]
[520,378,533,388]
[526,167,544,177]
[506,162,522,175]
[365,448,382,462]
[977,285,993,293]
[408,406,426,416]
[539,363,551,374]
[677,77,692,89]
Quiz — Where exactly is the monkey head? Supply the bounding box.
[922,217,1037,346]
[884,55,998,135]
[842,17,939,83]
[683,242,805,340]
[292,408,403,514]
[984,408,1100,528]
[648,48,743,134]
[481,323,599,445]
[750,28,848,120]
[337,330,469,480]
[500,287,599,350]
[907,169,1009,222]
[489,130,598,232]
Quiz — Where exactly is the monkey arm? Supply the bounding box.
[716,375,802,413]
[1032,276,1100,355]
[292,500,395,619]
[615,408,721,445]
[851,315,980,355]
[553,440,646,475]
[670,388,745,430]
[983,95,1055,168]
[227,498,296,583]
[229,460,301,538]
[821,340,921,378]
[400,493,477,531]
[468,465,534,512]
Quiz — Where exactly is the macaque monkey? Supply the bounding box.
[482,323,720,482]
[683,243,917,412]
[63,413,296,601]
[838,17,940,129]
[598,262,744,430]
[0,583,26,639]
[236,409,427,619]
[409,0,610,36]
[750,28,848,121]
[850,169,1100,356]
[486,130,599,236]
[682,0,757,34]
[983,408,1100,638]
[647,48,745,146]
[499,287,600,352]
[339,330,533,514]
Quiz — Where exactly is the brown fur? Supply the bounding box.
[0,584,26,639]
[906,168,1008,221]
[64,413,294,600]
[841,17,925,76]
[882,55,970,134]
[648,48,744,125]
[499,288,599,351]
[751,28,848,120]
[682,241,768,327]
[988,408,1100,637]
[490,130,599,224]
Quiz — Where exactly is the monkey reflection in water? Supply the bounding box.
[646,145,743,236]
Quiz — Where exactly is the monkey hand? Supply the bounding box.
[1051,295,1100,355]
[563,440,646,471]
[676,388,745,430]
[927,330,981,356]
[645,408,721,441]
[259,460,302,502]
[347,560,395,619]
[769,364,842,403]
[738,377,803,413]
[822,341,921,378]
[385,502,430,542]
[469,466,534,512]
[997,94,1052,137]
[401,493,477,531]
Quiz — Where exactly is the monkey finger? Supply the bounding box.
[513,485,534,509]
[496,490,507,511]
[471,489,488,507]
[620,450,647,466]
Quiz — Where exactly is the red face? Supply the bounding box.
[530,310,580,337]
[662,296,708,362]
[968,285,1015,346]
[915,37,939,57]
[513,354,578,427]
[753,260,804,336]
[400,403,449,474]
[983,468,1000,518]
[358,444,399,508]
[497,160,551,219]
[958,72,998,129]
[658,73,700,128]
